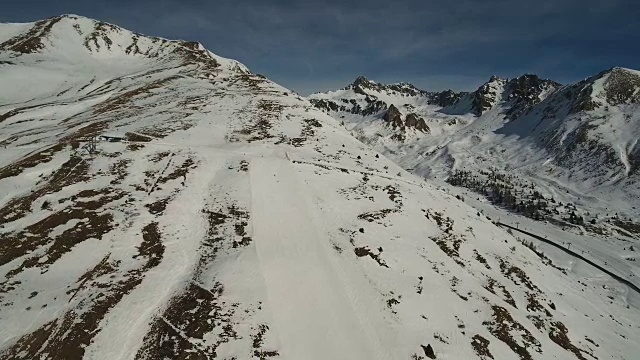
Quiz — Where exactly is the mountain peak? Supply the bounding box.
[353,75,371,86]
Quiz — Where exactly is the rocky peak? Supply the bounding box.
[432,90,466,107]
[563,67,640,114]
[386,82,426,97]
[352,75,371,87]
[503,74,561,119]
[383,104,403,127]
[601,67,640,105]
[471,76,507,115]
[507,74,560,97]
[469,73,561,118]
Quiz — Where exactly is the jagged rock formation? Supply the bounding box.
[383,104,403,127]
[469,75,561,118]
[405,113,430,133]
[309,76,466,119]
[381,105,430,134]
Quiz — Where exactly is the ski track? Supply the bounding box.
[250,157,383,360]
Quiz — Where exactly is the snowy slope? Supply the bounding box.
[1,15,639,360]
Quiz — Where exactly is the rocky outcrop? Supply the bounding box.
[562,67,640,115]
[382,106,430,133]
[383,104,403,128]
[504,75,561,119]
[471,76,507,116]
[603,67,640,105]
[310,97,388,116]
[470,74,560,118]
[405,113,430,133]
[0,16,64,54]
[432,90,466,107]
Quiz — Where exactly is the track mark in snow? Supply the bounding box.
[250,158,383,360]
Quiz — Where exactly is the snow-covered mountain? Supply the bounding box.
[1,15,639,360]
[310,69,640,219]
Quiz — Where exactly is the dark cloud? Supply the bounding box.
[2,0,639,94]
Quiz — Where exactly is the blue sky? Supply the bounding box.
[2,0,639,94]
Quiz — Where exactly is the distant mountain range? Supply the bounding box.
[309,67,640,214]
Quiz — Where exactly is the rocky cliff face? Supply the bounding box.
[382,105,430,134]
[469,75,561,118]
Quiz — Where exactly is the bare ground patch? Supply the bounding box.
[484,277,517,308]
[424,209,467,267]
[1,222,165,359]
[471,334,494,359]
[354,246,388,268]
[483,305,541,360]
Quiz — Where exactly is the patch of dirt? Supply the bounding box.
[229,206,252,248]
[93,76,180,115]
[61,120,111,145]
[0,16,63,53]
[424,209,454,234]
[275,118,323,147]
[525,292,551,316]
[424,209,466,267]
[383,185,403,207]
[484,278,517,308]
[483,305,541,360]
[137,200,265,359]
[0,143,65,181]
[498,258,540,292]
[1,188,125,278]
[357,208,398,224]
[251,324,280,359]
[145,197,172,215]
[337,175,378,202]
[108,158,131,185]
[157,158,196,185]
[135,282,238,359]
[0,108,23,124]
[231,100,283,143]
[471,334,494,359]
[548,321,590,360]
[127,143,146,151]
[197,204,253,276]
[473,249,492,270]
[83,21,117,51]
[148,151,171,163]
[450,276,471,301]
[1,222,165,359]
[0,155,91,225]
[354,246,388,268]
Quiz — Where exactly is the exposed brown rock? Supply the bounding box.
[383,104,403,128]
[405,113,430,133]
